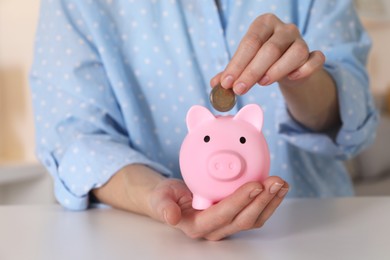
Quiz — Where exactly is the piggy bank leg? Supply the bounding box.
[192,195,213,210]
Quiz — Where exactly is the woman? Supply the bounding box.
[30,0,378,240]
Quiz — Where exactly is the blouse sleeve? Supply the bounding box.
[30,0,171,210]
[277,0,379,160]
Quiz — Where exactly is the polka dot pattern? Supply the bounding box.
[30,0,378,210]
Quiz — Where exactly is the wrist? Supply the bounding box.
[122,164,166,216]
[92,164,166,216]
[278,69,341,131]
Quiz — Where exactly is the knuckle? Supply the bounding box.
[295,41,309,56]
[293,43,309,62]
[235,219,253,230]
[258,13,277,25]
[284,23,300,35]
[244,67,261,81]
[212,214,229,227]
[264,41,283,57]
[258,197,270,207]
[227,60,244,75]
[254,220,265,229]
[244,31,263,51]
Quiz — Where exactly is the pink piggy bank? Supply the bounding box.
[179,104,270,210]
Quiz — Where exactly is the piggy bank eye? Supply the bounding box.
[204,135,210,143]
[240,137,246,144]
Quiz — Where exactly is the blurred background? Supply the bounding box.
[0,0,389,205]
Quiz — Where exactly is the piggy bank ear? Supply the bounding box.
[186,105,215,132]
[233,104,264,131]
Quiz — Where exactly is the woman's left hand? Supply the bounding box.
[149,176,289,241]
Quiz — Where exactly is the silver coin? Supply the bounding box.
[209,83,237,112]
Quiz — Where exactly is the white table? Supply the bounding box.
[1,197,389,260]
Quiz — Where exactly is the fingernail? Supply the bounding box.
[249,188,263,198]
[259,75,270,85]
[277,187,289,198]
[269,182,283,194]
[233,82,246,95]
[221,75,234,88]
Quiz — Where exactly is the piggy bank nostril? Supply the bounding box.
[229,163,234,169]
[215,163,220,170]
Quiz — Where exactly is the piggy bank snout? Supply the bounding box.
[207,152,245,181]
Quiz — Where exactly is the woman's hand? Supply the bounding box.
[211,13,340,132]
[211,13,325,95]
[148,176,289,241]
[93,164,289,241]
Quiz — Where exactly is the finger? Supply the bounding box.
[178,182,263,238]
[220,15,276,89]
[210,72,223,88]
[259,38,309,85]
[232,26,298,95]
[204,176,285,241]
[150,181,191,226]
[151,189,183,225]
[287,50,325,81]
[254,181,289,228]
[161,199,183,226]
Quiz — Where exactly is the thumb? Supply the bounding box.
[161,200,182,226]
[152,193,182,226]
